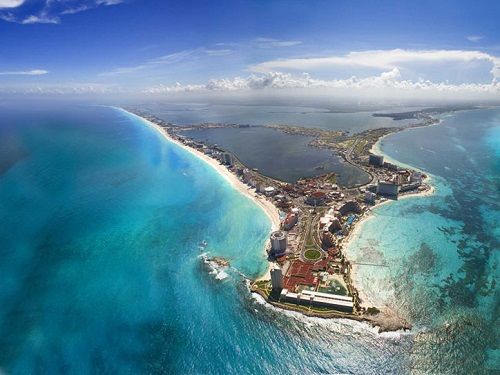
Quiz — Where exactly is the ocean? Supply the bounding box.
[0,104,498,374]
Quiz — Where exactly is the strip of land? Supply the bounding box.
[124,106,443,332]
[117,107,281,231]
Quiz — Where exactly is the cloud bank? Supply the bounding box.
[250,49,500,80]
[99,47,229,76]
[141,69,500,102]
[2,47,499,104]
[467,35,483,42]
[254,38,302,48]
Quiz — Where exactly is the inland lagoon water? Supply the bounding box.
[0,104,498,374]
[131,102,416,131]
[130,102,412,185]
[184,126,371,185]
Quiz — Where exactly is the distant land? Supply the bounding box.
[372,105,478,120]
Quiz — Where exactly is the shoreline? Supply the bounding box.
[343,129,437,310]
[121,105,438,331]
[117,107,281,278]
[369,118,443,169]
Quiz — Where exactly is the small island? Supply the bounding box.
[126,107,441,332]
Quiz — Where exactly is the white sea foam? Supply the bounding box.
[249,290,409,338]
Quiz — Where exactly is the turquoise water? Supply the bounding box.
[0,106,271,372]
[0,104,498,374]
[346,108,500,373]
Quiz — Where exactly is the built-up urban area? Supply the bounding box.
[131,109,432,329]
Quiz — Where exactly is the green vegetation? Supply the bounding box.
[318,280,348,296]
[366,307,380,315]
[353,138,368,156]
[275,301,355,316]
[304,236,318,252]
[254,280,269,288]
[304,249,322,260]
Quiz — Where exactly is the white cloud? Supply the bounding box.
[100,47,235,76]
[141,69,500,102]
[22,12,59,24]
[251,49,500,80]
[254,37,302,48]
[467,35,483,42]
[0,82,118,95]
[0,0,24,9]
[214,42,240,47]
[0,0,124,24]
[0,12,15,21]
[5,70,499,102]
[61,5,91,15]
[100,48,202,76]
[205,49,234,56]
[0,69,48,75]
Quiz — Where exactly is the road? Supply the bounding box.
[342,138,377,192]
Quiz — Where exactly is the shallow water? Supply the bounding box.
[346,108,500,373]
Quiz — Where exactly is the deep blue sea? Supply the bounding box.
[0,104,498,374]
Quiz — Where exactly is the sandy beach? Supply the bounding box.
[342,181,435,311]
[119,108,281,279]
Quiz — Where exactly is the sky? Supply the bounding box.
[1,0,500,103]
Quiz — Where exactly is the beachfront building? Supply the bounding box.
[263,186,276,197]
[221,152,233,166]
[383,161,399,171]
[365,191,376,204]
[410,171,423,183]
[377,181,400,197]
[270,230,287,256]
[270,267,284,290]
[328,218,342,233]
[282,212,298,230]
[319,208,339,231]
[400,182,422,192]
[279,289,354,313]
[369,154,384,167]
[339,201,362,216]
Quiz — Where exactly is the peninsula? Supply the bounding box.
[125,107,439,332]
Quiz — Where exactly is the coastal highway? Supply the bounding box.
[342,138,377,191]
